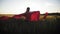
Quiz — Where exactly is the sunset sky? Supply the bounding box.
[0,0,60,14]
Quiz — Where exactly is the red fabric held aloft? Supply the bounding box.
[0,11,40,21]
[12,11,40,21]
[30,11,40,21]
[0,16,9,20]
[43,12,48,19]
[13,14,24,19]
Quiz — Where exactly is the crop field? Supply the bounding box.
[0,14,60,34]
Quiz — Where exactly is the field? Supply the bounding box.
[0,14,58,19]
[0,14,60,34]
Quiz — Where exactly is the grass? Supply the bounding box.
[0,14,59,34]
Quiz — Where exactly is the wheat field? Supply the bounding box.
[0,14,59,20]
[0,14,59,33]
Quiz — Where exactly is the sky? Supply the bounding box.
[0,0,60,14]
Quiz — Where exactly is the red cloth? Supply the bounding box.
[13,14,25,19]
[13,11,40,21]
[0,16,9,20]
[30,11,40,21]
[0,11,40,21]
[43,12,48,19]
